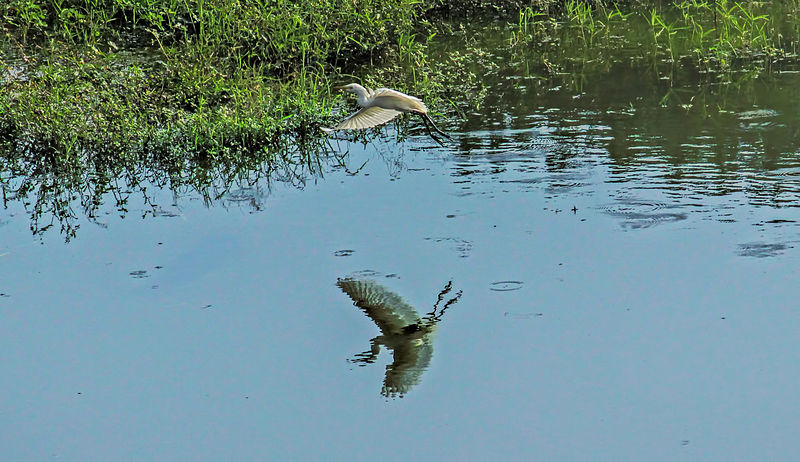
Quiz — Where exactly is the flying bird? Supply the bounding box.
[337,278,461,398]
[325,83,451,144]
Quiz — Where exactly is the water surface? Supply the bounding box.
[3,18,800,462]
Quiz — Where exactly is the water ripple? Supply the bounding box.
[601,199,688,230]
[489,281,524,291]
[737,241,795,258]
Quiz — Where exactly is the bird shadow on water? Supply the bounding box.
[336,277,462,399]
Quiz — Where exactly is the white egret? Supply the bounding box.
[326,83,451,144]
[337,277,461,398]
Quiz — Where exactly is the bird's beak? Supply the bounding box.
[333,85,347,91]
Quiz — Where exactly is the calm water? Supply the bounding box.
[4,20,800,462]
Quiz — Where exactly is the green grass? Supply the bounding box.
[5,0,799,238]
[0,0,499,237]
[511,0,799,67]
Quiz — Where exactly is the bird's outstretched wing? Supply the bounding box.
[337,278,421,335]
[371,88,427,113]
[382,338,434,398]
[333,106,402,130]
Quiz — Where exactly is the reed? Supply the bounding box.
[507,0,794,64]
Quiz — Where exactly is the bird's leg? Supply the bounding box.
[439,290,463,319]
[424,280,462,323]
[420,113,451,139]
[415,112,450,146]
[420,116,445,146]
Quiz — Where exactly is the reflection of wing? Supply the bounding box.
[382,339,434,398]
[337,278,421,335]
[333,106,402,130]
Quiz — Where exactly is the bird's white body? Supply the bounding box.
[347,83,427,113]
[328,83,427,131]
[327,83,450,143]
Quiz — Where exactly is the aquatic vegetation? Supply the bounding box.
[0,0,499,155]
[1,0,432,145]
[0,51,340,238]
[430,0,560,18]
[511,0,800,66]
[0,0,492,238]
[3,0,799,239]
[675,0,779,60]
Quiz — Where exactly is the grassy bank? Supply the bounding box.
[0,0,520,238]
[6,0,795,164]
[2,0,800,237]
[1,0,434,156]
[0,0,460,236]
[3,0,797,163]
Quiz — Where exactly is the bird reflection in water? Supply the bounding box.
[336,278,462,398]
